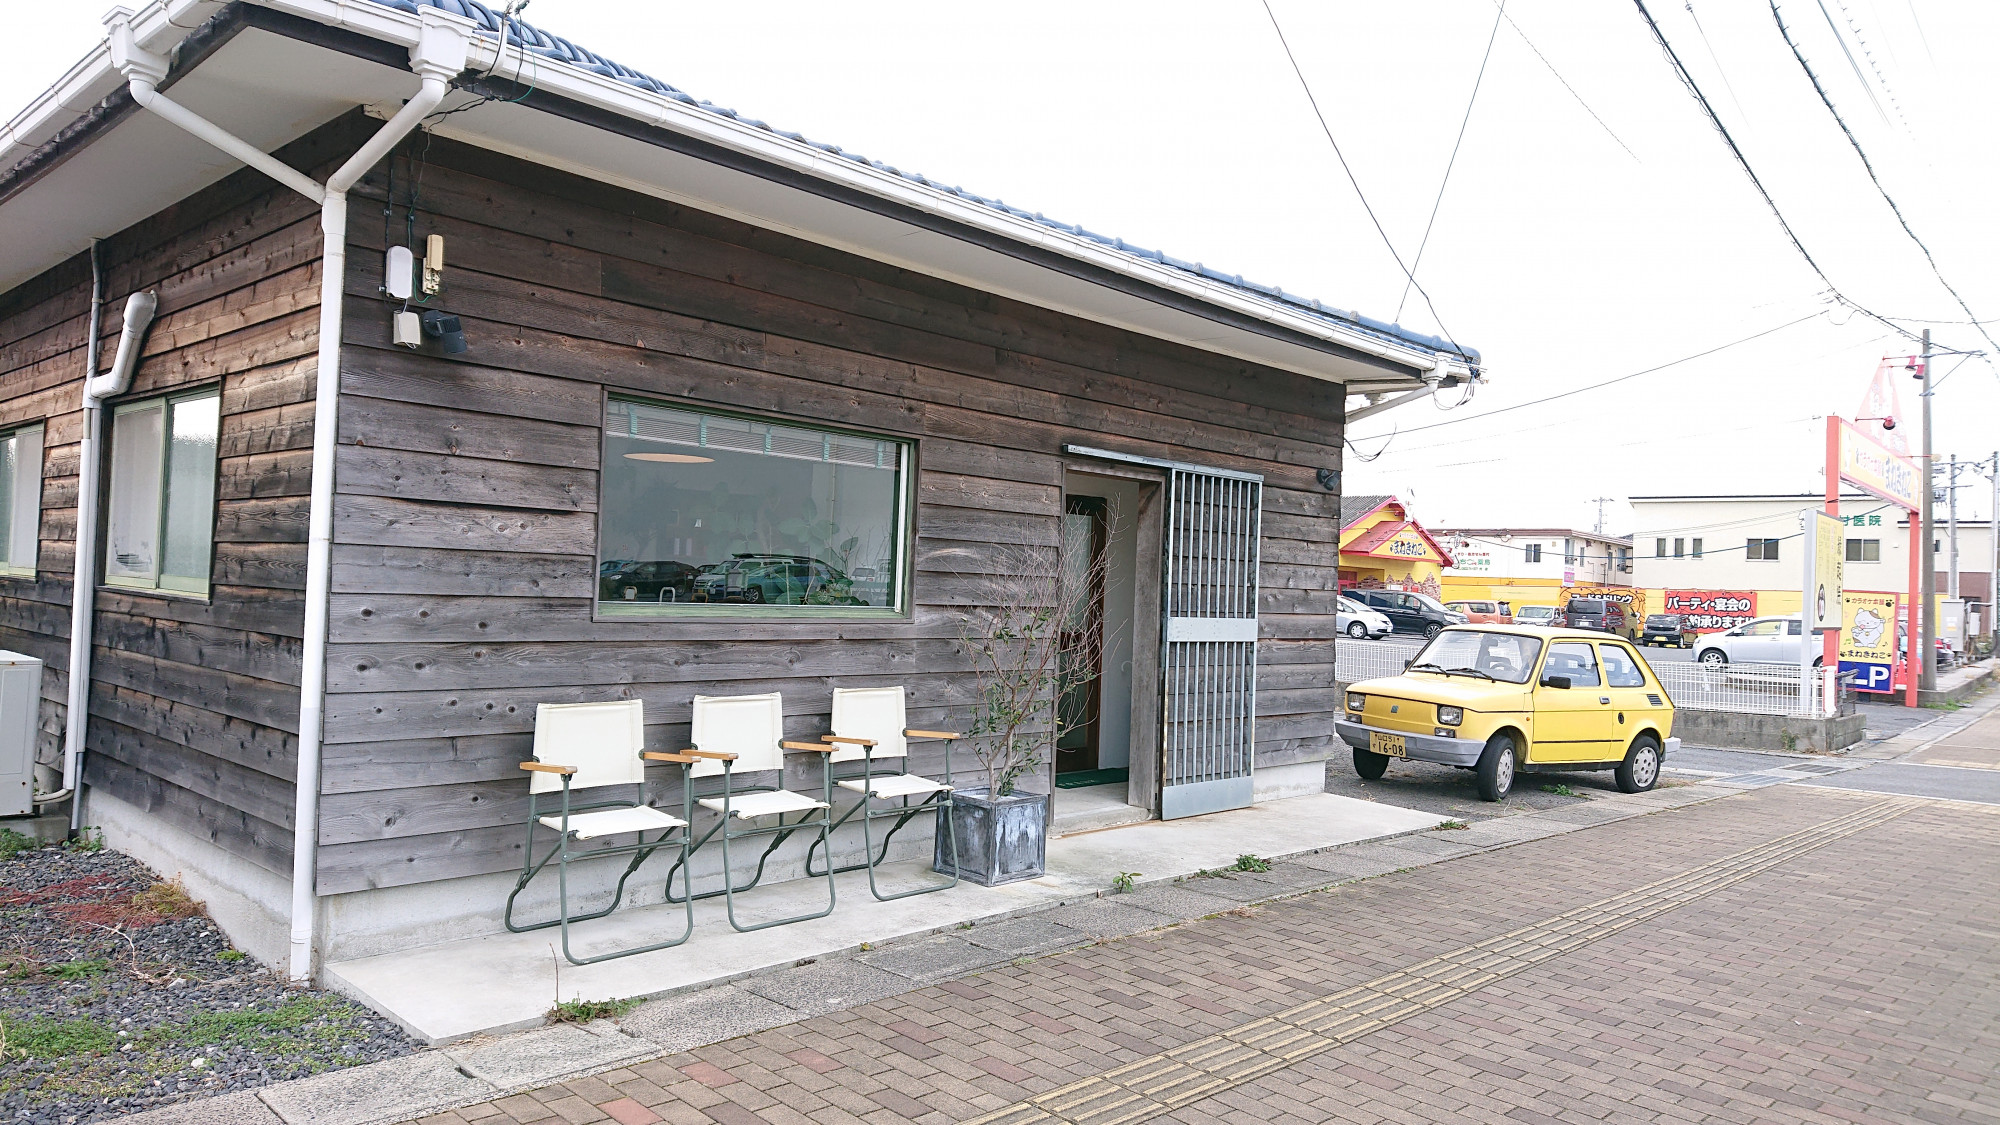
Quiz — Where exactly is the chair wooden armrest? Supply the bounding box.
[820,735,876,746]
[679,749,738,761]
[519,761,577,775]
[643,752,698,764]
[782,740,841,753]
[905,729,962,740]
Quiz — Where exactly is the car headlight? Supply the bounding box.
[1436,705,1463,726]
[1346,692,1365,713]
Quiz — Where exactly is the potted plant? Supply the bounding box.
[935,515,1115,886]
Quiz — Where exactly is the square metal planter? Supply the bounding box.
[934,788,1047,886]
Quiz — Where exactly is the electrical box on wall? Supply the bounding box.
[422,234,445,296]
[383,245,414,301]
[0,652,42,817]
[392,310,422,348]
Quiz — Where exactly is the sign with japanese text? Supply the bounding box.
[1448,546,1493,573]
[1838,591,1897,694]
[1835,418,1921,510]
[1807,510,1844,632]
[1663,589,1757,633]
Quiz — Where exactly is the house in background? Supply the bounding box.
[1436,527,1634,612]
[0,1,1482,979]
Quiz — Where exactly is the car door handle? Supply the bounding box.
[1599,696,1611,704]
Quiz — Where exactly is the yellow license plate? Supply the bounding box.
[1370,732,1407,757]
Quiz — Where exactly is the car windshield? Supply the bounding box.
[1409,592,1451,613]
[1519,607,1554,619]
[1569,600,1606,613]
[1409,630,1543,684]
[1646,615,1679,626]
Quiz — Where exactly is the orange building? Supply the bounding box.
[1339,495,1455,598]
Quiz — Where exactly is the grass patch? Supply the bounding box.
[46,959,109,981]
[1231,854,1271,873]
[1540,784,1580,797]
[2,1016,116,1061]
[1923,700,1966,711]
[0,829,39,862]
[1435,819,1470,831]
[130,877,203,921]
[64,828,104,854]
[1193,867,1233,879]
[548,997,642,1024]
[145,994,369,1057]
[217,949,247,963]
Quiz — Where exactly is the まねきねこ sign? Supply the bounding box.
[1838,591,1897,694]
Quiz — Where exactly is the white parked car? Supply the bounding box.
[1512,605,1561,627]
[1692,616,1819,667]
[1337,596,1394,640]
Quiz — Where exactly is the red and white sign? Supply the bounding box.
[1663,589,1757,633]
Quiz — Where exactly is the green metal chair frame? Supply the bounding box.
[504,700,698,966]
[802,686,961,901]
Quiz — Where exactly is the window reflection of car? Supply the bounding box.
[599,560,700,603]
[691,554,867,605]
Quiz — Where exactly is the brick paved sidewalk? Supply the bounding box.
[405,786,1999,1125]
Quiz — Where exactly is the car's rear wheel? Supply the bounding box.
[1347,621,1368,639]
[1698,649,1727,666]
[1617,736,1661,793]
[1352,747,1390,780]
[1475,733,1516,802]
[1424,622,1444,638]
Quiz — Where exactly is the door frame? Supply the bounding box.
[1061,460,1165,813]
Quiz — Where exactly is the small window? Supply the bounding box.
[104,391,219,596]
[1564,538,1576,565]
[1691,538,1703,559]
[1746,538,1780,561]
[1846,538,1880,562]
[598,397,911,615]
[1672,537,1684,558]
[1743,620,1783,637]
[1600,645,1646,688]
[0,424,45,577]
[1524,543,1542,563]
[1544,642,1600,688]
[1655,538,1667,558]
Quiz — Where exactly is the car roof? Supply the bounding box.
[1439,624,1637,642]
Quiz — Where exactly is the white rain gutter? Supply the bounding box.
[62,254,159,828]
[106,6,471,983]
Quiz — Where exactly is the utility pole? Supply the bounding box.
[1919,330,1937,693]
[1590,496,1613,535]
[1989,450,1998,651]
[1947,454,1960,599]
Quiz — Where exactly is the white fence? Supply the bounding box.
[1336,641,1834,719]
[1651,662,1832,719]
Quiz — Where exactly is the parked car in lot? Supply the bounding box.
[599,559,701,603]
[1692,616,1817,667]
[691,554,866,605]
[1337,596,1394,640]
[1445,599,1512,624]
[1512,605,1561,627]
[1640,613,1698,648]
[1346,589,1468,637]
[1562,597,1629,637]
[1336,625,1679,801]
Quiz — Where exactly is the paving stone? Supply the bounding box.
[1042,898,1177,939]
[1284,849,1408,880]
[1374,833,1480,859]
[122,1090,284,1125]
[1116,883,1245,920]
[736,958,913,1016]
[961,917,1090,956]
[447,1022,654,1090]
[617,985,802,1052]
[858,935,1013,983]
[258,1051,496,1125]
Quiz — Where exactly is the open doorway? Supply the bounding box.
[1052,469,1160,832]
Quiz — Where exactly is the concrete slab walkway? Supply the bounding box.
[325,792,1443,1044]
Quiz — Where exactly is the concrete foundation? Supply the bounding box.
[1672,709,1866,754]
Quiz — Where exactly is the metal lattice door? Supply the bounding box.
[1160,467,1262,819]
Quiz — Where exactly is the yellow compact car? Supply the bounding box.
[1335,625,1679,801]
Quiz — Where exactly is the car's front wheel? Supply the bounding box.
[1347,621,1368,639]
[1352,746,1390,780]
[1698,649,1727,666]
[1475,733,1516,801]
[1424,622,1444,638]
[1616,736,1661,793]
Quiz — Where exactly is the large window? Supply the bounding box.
[598,398,911,616]
[104,390,219,596]
[1746,537,1780,561]
[1846,538,1880,562]
[0,424,44,578]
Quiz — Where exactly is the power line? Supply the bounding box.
[1395,0,1509,324]
[1629,0,1923,347]
[1259,1,1466,354]
[1812,0,1889,124]
[1352,312,1820,442]
[1492,3,1641,162]
[1683,2,1753,132]
[1770,1,2000,364]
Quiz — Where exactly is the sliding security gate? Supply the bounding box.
[1160,466,1262,819]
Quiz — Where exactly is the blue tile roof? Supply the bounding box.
[370,0,1479,365]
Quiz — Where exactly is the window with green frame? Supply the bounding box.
[104,390,219,596]
[0,423,45,578]
[598,397,911,616]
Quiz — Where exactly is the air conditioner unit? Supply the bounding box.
[0,652,40,818]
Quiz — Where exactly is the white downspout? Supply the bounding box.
[107,8,470,983]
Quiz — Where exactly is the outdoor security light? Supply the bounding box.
[420,310,467,354]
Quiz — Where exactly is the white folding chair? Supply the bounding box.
[505,700,697,965]
[667,693,838,932]
[802,687,961,900]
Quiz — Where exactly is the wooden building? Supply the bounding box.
[0,0,1482,973]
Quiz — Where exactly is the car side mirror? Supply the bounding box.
[1540,675,1572,690]
[1403,658,1414,671]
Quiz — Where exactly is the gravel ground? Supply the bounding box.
[1321,749,1697,823]
[0,833,416,1123]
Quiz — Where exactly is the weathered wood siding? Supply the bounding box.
[321,137,1349,894]
[0,116,375,873]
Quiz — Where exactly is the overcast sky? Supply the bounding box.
[6,1,1997,532]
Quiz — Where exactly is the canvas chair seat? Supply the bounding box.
[838,773,951,800]
[698,789,829,820]
[538,805,686,841]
